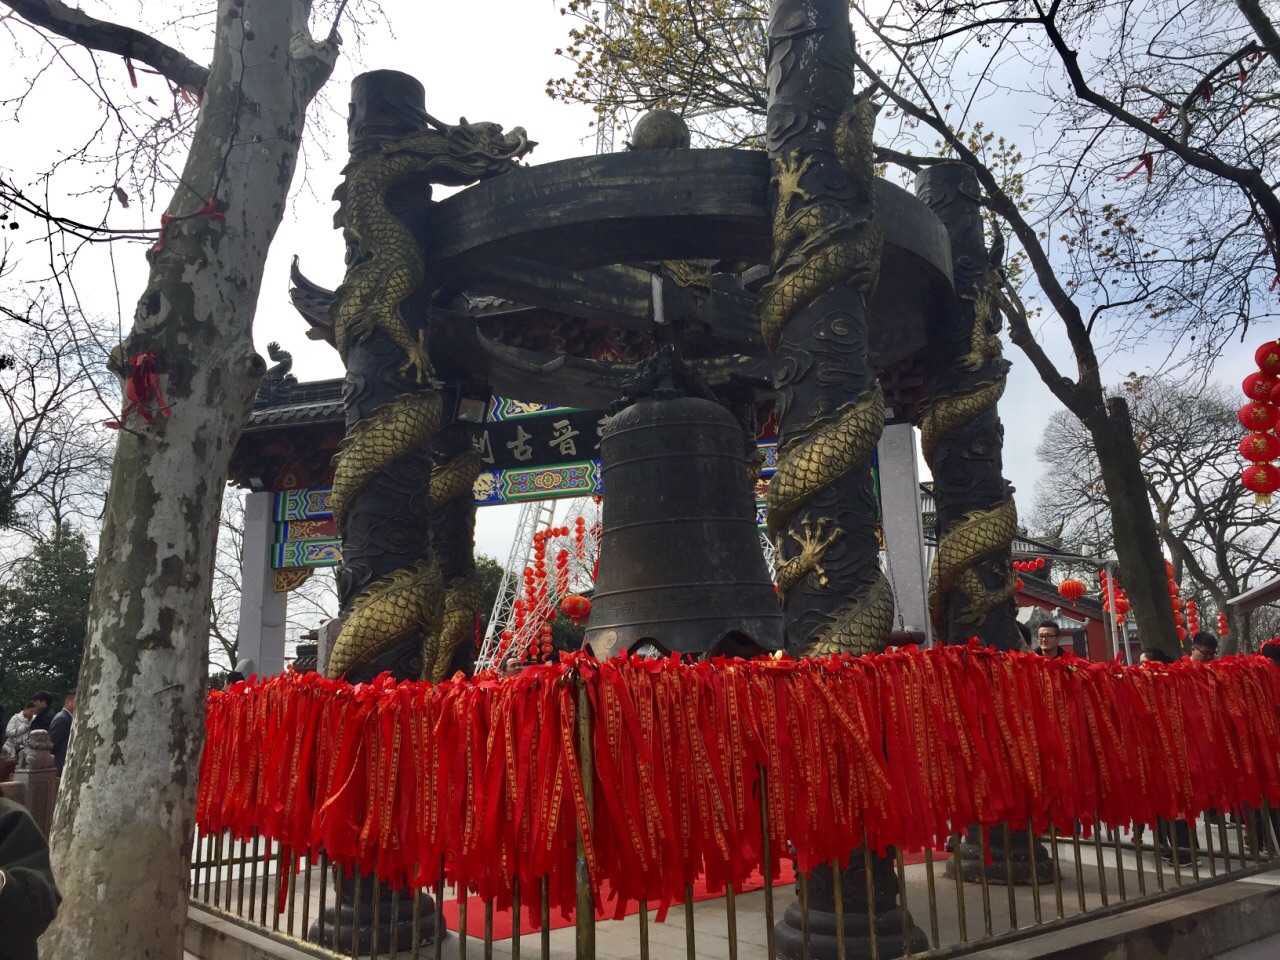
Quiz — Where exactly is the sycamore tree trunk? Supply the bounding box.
[41,2,336,956]
[1084,396,1181,658]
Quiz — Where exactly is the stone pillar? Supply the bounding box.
[15,729,59,836]
[877,420,931,642]
[237,490,287,676]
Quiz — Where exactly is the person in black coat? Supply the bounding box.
[28,693,55,733]
[45,691,75,775]
[0,794,61,959]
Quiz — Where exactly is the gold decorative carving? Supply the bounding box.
[327,559,444,679]
[273,568,314,593]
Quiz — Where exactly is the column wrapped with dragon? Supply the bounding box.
[914,163,1021,649]
[762,0,891,657]
[325,71,533,682]
[763,9,928,957]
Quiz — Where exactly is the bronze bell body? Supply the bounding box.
[584,396,784,658]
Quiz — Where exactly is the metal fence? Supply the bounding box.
[189,695,1280,960]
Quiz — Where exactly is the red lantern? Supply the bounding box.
[1185,600,1198,614]
[1176,626,1187,641]
[1256,341,1280,375]
[1057,578,1087,602]
[1240,432,1280,463]
[1163,560,1176,579]
[1244,371,1279,401]
[1173,611,1184,626]
[1239,401,1279,432]
[1168,580,1180,596]
[1243,463,1280,504]
[1218,612,1230,637]
[1114,596,1130,616]
[560,594,592,621]
[1016,577,1024,591]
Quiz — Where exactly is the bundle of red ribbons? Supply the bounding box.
[197,644,1280,920]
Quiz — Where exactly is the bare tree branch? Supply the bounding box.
[2,0,209,91]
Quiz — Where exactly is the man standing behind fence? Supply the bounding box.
[45,692,74,775]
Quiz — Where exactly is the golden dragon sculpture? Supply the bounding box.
[326,119,532,680]
[928,500,1019,627]
[761,90,893,654]
[920,275,1018,630]
[328,559,444,680]
[420,449,485,683]
[331,120,534,380]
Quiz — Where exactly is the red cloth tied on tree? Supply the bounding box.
[105,350,171,428]
[196,646,1280,924]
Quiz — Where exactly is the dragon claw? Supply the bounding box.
[399,328,433,384]
[776,517,844,596]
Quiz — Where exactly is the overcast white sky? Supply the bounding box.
[0,0,1272,565]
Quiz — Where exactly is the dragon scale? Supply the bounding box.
[421,446,484,682]
[328,558,444,680]
[927,499,1019,628]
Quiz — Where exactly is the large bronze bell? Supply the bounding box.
[584,396,784,658]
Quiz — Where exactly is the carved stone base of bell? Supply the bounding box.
[775,855,928,960]
[943,824,1055,886]
[307,872,441,955]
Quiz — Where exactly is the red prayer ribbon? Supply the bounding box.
[196,646,1280,921]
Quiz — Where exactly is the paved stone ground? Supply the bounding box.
[1211,935,1280,960]
[1209,872,1280,959]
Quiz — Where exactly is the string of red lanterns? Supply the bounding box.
[1098,568,1129,629]
[492,519,596,667]
[1238,340,1280,505]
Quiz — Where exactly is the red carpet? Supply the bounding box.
[440,850,950,937]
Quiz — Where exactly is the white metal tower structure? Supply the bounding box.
[476,497,604,671]
[594,0,623,155]
[480,500,554,651]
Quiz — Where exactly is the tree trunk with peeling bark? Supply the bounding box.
[29,1,337,956]
[1085,397,1182,658]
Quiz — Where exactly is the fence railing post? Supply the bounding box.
[575,676,595,960]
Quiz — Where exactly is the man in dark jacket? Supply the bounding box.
[46,691,75,775]
[28,694,55,733]
[0,795,61,959]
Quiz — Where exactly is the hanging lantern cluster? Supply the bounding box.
[1057,578,1087,603]
[1237,340,1280,505]
[1218,611,1230,638]
[1100,569,1130,629]
[1008,555,1039,593]
[487,512,603,671]
[1164,559,1188,641]
[1185,599,1200,637]
[489,525,572,667]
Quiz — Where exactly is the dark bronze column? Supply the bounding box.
[763,2,925,956]
[916,163,1050,887]
[914,163,1021,650]
[313,69,443,953]
[327,70,444,685]
[324,70,531,685]
[312,70,532,952]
